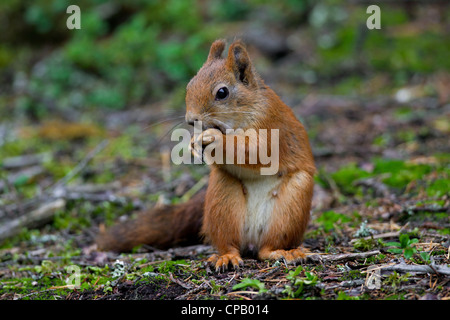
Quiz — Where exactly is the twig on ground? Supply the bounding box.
[47,139,109,195]
[65,181,122,193]
[0,199,66,242]
[169,272,193,290]
[0,166,44,191]
[381,262,450,276]
[1,152,50,169]
[402,204,450,214]
[306,250,381,263]
[175,281,210,300]
[349,231,401,244]
[0,140,109,242]
[225,292,254,300]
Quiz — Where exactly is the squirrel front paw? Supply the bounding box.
[189,128,223,163]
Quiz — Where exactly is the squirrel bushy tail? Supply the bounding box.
[96,189,205,252]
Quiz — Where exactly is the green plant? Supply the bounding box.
[283,266,319,298]
[372,159,432,189]
[418,252,431,264]
[384,271,410,288]
[232,278,267,294]
[209,280,224,295]
[386,234,418,259]
[426,179,450,198]
[330,163,371,195]
[35,260,56,275]
[157,260,188,274]
[352,238,373,251]
[316,210,352,232]
[336,291,360,300]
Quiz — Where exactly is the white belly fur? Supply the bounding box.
[222,165,282,251]
[241,174,281,251]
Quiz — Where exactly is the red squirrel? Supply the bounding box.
[96,39,315,271]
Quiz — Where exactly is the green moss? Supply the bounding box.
[316,210,352,232]
[331,163,371,195]
[426,179,450,198]
[373,159,432,189]
[156,259,189,274]
[336,291,360,300]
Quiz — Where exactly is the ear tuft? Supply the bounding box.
[232,45,248,83]
[226,40,255,86]
[207,39,226,62]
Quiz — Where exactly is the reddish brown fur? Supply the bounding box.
[97,39,315,271]
[186,39,315,270]
[96,189,205,252]
[258,171,314,260]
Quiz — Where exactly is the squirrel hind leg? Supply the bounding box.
[207,253,243,272]
[258,247,306,264]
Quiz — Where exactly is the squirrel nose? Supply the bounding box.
[185,113,199,126]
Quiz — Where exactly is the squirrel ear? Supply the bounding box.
[226,40,255,86]
[207,39,226,62]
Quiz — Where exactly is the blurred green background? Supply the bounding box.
[0,0,449,118]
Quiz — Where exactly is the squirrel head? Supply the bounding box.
[185,39,264,132]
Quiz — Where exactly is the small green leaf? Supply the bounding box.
[419,252,431,263]
[399,234,410,248]
[403,247,416,260]
[387,248,404,254]
[286,266,303,281]
[13,175,30,187]
[232,278,267,293]
[386,241,401,248]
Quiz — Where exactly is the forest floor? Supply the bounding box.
[0,74,449,300]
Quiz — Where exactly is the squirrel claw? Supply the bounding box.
[259,248,306,265]
[189,129,221,163]
[207,253,243,272]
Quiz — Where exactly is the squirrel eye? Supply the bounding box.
[215,87,229,100]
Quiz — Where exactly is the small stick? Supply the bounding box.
[47,139,109,194]
[2,152,51,169]
[306,250,381,263]
[0,199,66,242]
[382,262,450,276]
[169,272,193,290]
[349,231,400,244]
